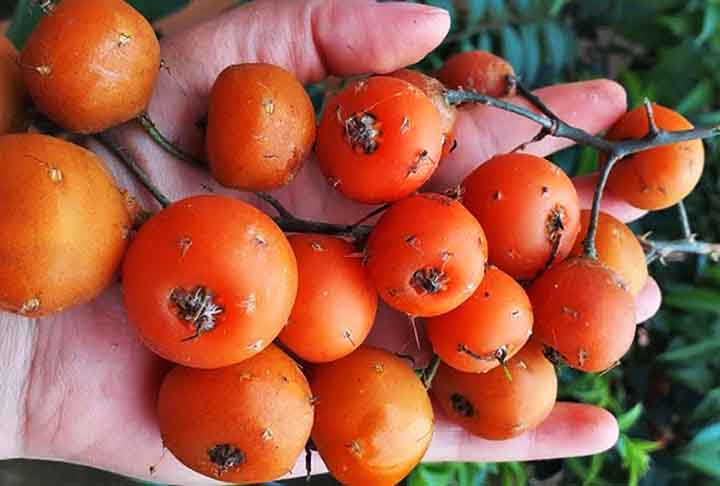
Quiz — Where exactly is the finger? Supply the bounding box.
[147,0,450,152]
[427,402,618,463]
[574,173,647,223]
[635,277,662,324]
[430,80,627,189]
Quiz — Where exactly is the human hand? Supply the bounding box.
[0,1,662,484]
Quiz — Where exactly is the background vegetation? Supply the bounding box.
[2,1,719,485]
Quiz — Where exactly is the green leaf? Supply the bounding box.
[678,422,720,478]
[519,23,541,86]
[488,0,507,21]
[691,388,720,423]
[696,3,720,45]
[6,0,44,49]
[126,0,190,21]
[659,338,720,362]
[675,80,714,114]
[549,0,569,16]
[542,20,568,75]
[476,32,493,52]
[664,285,720,315]
[466,0,488,24]
[617,436,662,486]
[407,463,456,486]
[617,403,644,432]
[500,25,523,77]
[667,365,715,393]
[584,453,607,486]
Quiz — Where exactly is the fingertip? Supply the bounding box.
[316,1,451,77]
[534,403,620,457]
[635,277,662,324]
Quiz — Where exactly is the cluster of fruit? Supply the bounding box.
[0,1,707,485]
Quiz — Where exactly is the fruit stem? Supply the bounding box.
[94,134,172,208]
[582,153,620,259]
[256,192,372,240]
[676,201,694,240]
[421,354,442,390]
[642,236,720,264]
[137,112,206,168]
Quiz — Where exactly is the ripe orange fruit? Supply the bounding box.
[605,104,704,210]
[570,210,648,295]
[0,134,130,316]
[462,153,581,280]
[437,50,516,97]
[388,69,457,160]
[158,345,313,483]
[0,36,26,134]
[426,266,533,373]
[432,339,557,440]
[311,346,434,485]
[315,76,444,203]
[21,0,160,133]
[366,193,487,317]
[279,234,378,363]
[207,63,316,191]
[528,257,636,372]
[122,195,298,369]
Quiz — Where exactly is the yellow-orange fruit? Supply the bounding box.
[426,266,533,373]
[528,257,636,372]
[605,104,705,210]
[0,36,27,134]
[158,345,313,483]
[279,235,378,363]
[437,50,516,97]
[570,210,648,295]
[21,0,160,133]
[432,340,557,440]
[0,134,131,316]
[388,69,458,160]
[311,346,434,485]
[207,63,316,191]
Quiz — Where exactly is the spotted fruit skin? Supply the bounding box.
[315,76,444,204]
[0,134,131,316]
[21,0,160,133]
[310,346,434,486]
[158,345,314,483]
[528,257,636,372]
[207,63,316,191]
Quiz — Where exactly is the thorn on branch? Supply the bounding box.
[643,98,661,137]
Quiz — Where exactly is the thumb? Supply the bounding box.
[148,0,451,150]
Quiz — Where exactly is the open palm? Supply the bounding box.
[1,1,662,485]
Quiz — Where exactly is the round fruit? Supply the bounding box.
[20,0,160,133]
[426,266,533,373]
[570,210,648,295]
[315,76,444,203]
[122,195,298,369]
[279,235,378,363]
[437,50,516,97]
[207,63,316,191]
[528,257,636,372]
[366,193,487,317]
[388,69,457,160]
[0,36,26,134]
[0,134,130,317]
[311,346,434,485]
[605,104,704,210]
[432,339,557,440]
[462,153,581,280]
[158,345,313,483]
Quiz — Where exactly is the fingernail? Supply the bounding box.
[383,1,451,17]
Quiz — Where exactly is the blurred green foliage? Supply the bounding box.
[2,0,719,485]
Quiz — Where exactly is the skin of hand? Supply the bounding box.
[0,1,663,485]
